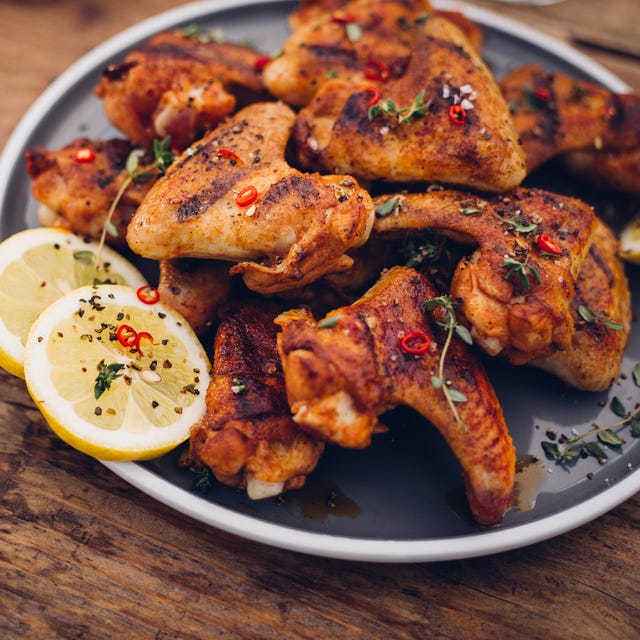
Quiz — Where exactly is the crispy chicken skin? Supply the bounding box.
[531,218,631,391]
[501,63,640,173]
[25,137,153,244]
[373,188,596,366]
[95,29,265,149]
[184,302,324,499]
[157,258,233,335]
[292,15,525,192]
[276,266,515,526]
[264,0,433,107]
[127,102,375,294]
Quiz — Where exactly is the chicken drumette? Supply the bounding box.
[276,266,516,526]
[95,29,265,149]
[184,302,324,500]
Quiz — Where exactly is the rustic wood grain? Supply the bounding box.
[1,1,639,638]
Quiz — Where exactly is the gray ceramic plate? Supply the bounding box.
[1,0,638,562]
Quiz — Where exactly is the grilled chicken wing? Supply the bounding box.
[264,0,433,107]
[373,188,596,365]
[184,302,324,499]
[127,102,375,294]
[276,266,515,526]
[25,137,154,244]
[531,218,631,391]
[157,258,233,335]
[292,14,525,192]
[501,63,640,173]
[95,29,265,149]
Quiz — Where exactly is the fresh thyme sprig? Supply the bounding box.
[577,304,624,332]
[94,360,125,400]
[425,295,472,423]
[368,90,432,124]
[501,250,541,292]
[541,399,640,465]
[96,137,174,267]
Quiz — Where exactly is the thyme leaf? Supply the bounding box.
[94,360,125,400]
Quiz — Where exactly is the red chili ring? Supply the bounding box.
[137,285,160,305]
[364,60,390,82]
[216,148,243,165]
[74,148,96,163]
[533,87,551,101]
[254,55,271,71]
[236,185,258,207]
[448,104,467,125]
[365,86,381,107]
[537,233,562,256]
[331,10,357,23]
[116,324,138,349]
[134,331,154,356]
[399,331,431,355]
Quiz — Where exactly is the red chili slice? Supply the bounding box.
[137,285,160,305]
[537,233,562,256]
[448,104,467,125]
[116,324,138,349]
[254,55,271,71]
[399,331,431,355]
[73,148,96,163]
[365,86,381,107]
[533,87,551,101]
[134,331,154,356]
[236,185,258,207]
[216,148,243,165]
[364,60,390,82]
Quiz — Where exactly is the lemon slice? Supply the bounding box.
[24,284,210,461]
[619,213,640,265]
[0,227,147,378]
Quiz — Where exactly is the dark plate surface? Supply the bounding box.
[1,0,638,561]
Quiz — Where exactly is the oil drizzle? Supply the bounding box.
[513,455,548,512]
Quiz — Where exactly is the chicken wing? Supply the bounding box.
[184,302,324,499]
[276,266,515,526]
[157,258,234,335]
[95,29,265,149]
[292,14,525,192]
[501,63,640,173]
[264,0,433,107]
[531,218,631,391]
[372,188,596,365]
[127,101,375,294]
[25,137,154,244]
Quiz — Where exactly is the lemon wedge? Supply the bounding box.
[619,213,640,265]
[23,284,210,461]
[0,227,147,378]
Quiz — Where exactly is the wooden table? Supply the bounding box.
[1,1,639,638]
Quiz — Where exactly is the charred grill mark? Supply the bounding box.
[176,174,240,221]
[305,45,359,69]
[263,174,321,207]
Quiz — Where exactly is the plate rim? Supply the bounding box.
[1,0,638,562]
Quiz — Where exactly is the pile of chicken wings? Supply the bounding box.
[26,0,639,525]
